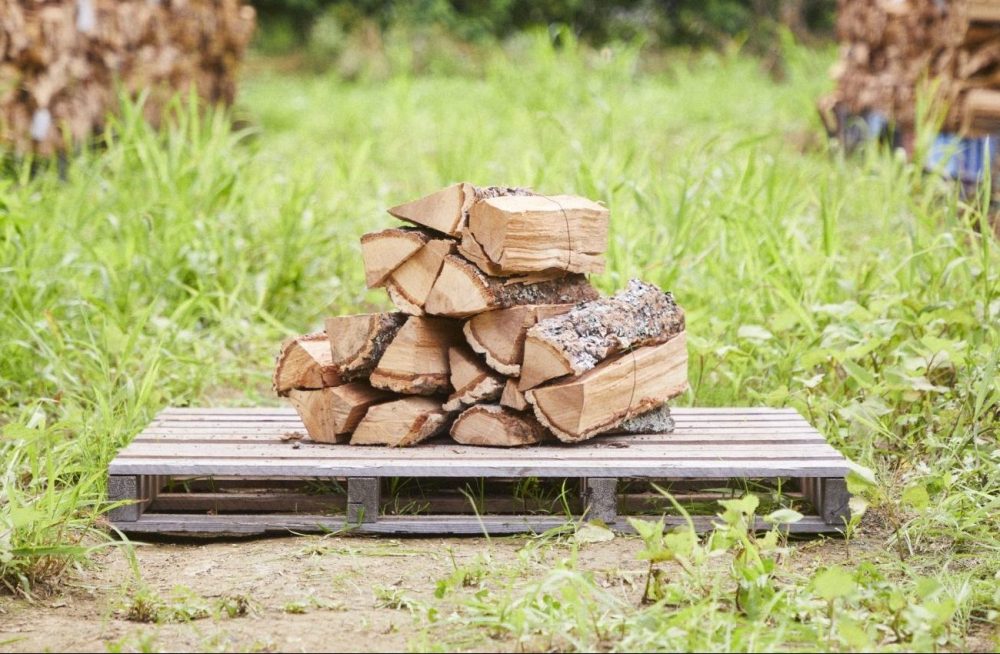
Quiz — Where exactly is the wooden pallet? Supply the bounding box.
[108,407,853,536]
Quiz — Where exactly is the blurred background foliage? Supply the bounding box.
[249,0,836,71]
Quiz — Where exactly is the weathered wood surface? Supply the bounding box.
[113,512,836,535]
[110,406,851,478]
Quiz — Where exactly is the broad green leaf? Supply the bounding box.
[901,484,930,510]
[840,359,876,387]
[813,566,855,601]
[764,508,803,525]
[719,494,760,516]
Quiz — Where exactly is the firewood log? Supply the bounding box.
[387,183,532,237]
[442,346,504,412]
[273,332,340,396]
[360,228,431,288]
[449,404,548,447]
[525,332,688,443]
[287,384,393,443]
[369,316,465,395]
[325,313,406,381]
[463,304,574,376]
[350,396,450,446]
[424,254,599,318]
[519,280,685,390]
[384,238,456,315]
[500,378,529,411]
[462,194,609,274]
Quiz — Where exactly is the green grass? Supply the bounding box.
[1,33,998,650]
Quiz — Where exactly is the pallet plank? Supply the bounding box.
[119,512,833,535]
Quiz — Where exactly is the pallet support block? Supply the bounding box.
[108,474,162,522]
[347,477,380,524]
[801,477,851,527]
[582,478,618,524]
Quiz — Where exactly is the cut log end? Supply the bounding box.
[350,396,450,447]
[369,316,465,396]
[360,228,430,288]
[273,332,341,396]
[449,404,548,447]
[325,313,406,381]
[287,383,393,443]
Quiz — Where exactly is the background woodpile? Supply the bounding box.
[1,0,256,156]
[274,184,689,448]
[821,0,1000,135]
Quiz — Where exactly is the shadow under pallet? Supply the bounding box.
[108,407,853,536]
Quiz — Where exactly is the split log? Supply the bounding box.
[384,238,456,315]
[463,303,574,376]
[519,280,685,390]
[450,404,548,447]
[442,346,504,412]
[462,194,609,274]
[424,254,599,318]
[350,396,450,447]
[525,332,688,443]
[360,228,431,288]
[273,332,341,396]
[369,316,465,395]
[500,378,529,411]
[287,384,393,443]
[325,313,406,381]
[387,183,532,237]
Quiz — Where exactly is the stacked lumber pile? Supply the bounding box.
[0,0,255,156]
[274,183,689,448]
[821,0,1000,135]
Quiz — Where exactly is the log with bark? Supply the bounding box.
[519,279,685,390]
[325,312,406,381]
[287,384,393,443]
[387,183,532,237]
[463,304,574,376]
[350,396,451,446]
[273,332,341,396]
[525,332,688,442]
[460,194,609,274]
[424,254,599,318]
[449,404,548,447]
[442,346,504,412]
[368,316,465,395]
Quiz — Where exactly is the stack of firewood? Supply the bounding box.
[274,184,689,447]
[0,0,255,156]
[821,0,1000,135]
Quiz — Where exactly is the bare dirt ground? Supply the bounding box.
[0,532,859,653]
